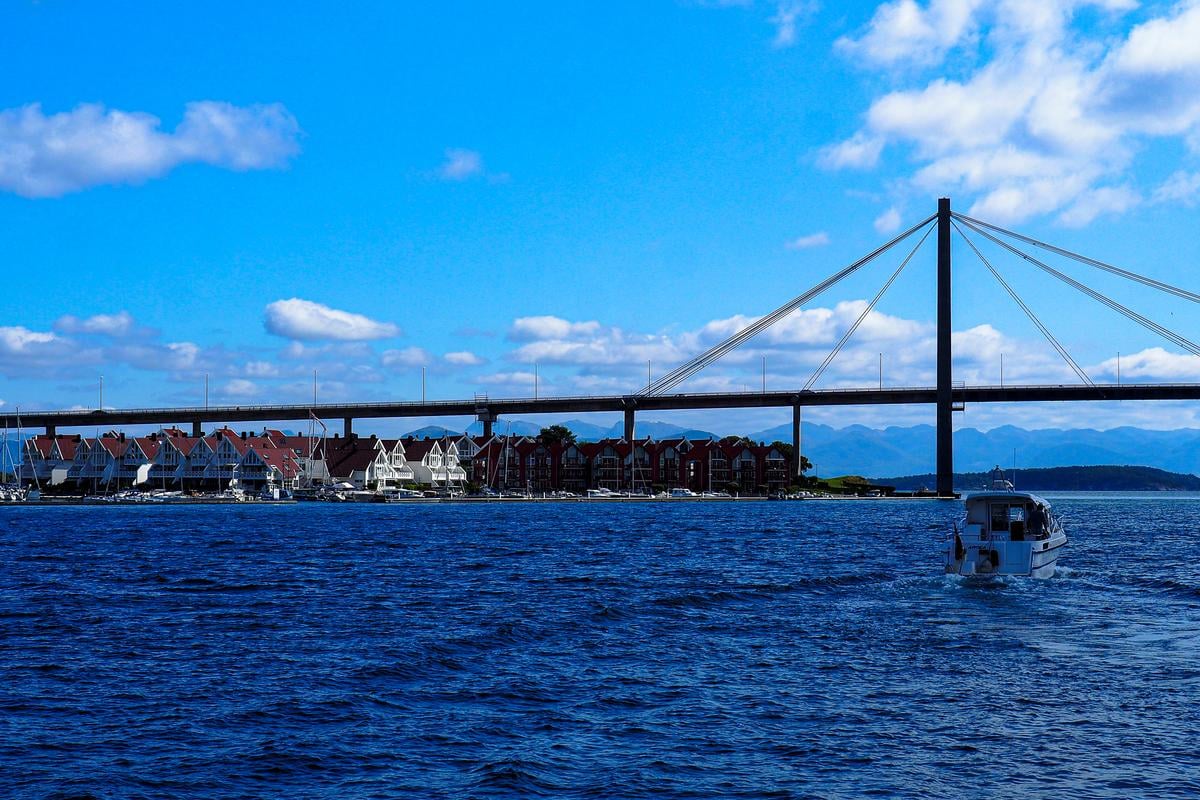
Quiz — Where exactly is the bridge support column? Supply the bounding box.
[792,403,803,483]
[46,425,56,437]
[192,420,203,438]
[623,407,636,442]
[477,410,497,439]
[343,417,353,438]
[936,197,955,497]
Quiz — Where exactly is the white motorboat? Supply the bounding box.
[946,467,1067,579]
[380,487,424,501]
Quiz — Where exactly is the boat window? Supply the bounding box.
[1009,505,1025,524]
[990,503,1009,533]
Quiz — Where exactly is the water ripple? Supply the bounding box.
[2,498,1200,798]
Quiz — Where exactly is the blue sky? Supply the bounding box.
[4,0,1200,435]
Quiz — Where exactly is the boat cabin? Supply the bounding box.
[963,492,1053,542]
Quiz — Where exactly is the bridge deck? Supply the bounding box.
[3,383,1199,431]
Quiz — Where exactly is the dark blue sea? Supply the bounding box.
[3,497,1199,799]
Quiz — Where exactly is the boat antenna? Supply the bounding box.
[1012,448,1017,490]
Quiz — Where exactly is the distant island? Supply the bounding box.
[878,465,1200,492]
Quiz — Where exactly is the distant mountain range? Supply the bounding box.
[410,419,721,442]
[744,422,1200,478]
[399,419,1200,478]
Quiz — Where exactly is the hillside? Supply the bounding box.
[879,465,1200,492]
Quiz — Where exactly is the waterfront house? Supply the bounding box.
[21,434,81,487]
[376,438,416,485]
[239,445,302,490]
[325,436,402,490]
[622,439,653,492]
[401,437,468,487]
[184,435,218,489]
[588,442,623,491]
[150,429,200,489]
[113,435,159,488]
[560,442,589,492]
[272,433,329,485]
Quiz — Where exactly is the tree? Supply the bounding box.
[770,441,812,473]
[539,424,576,446]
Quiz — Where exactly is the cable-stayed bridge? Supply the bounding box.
[6,198,1200,496]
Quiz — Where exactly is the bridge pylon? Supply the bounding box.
[936,197,955,497]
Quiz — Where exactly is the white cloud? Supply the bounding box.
[836,0,983,66]
[438,148,484,181]
[444,350,484,366]
[508,316,603,342]
[54,311,135,337]
[1152,170,1200,206]
[222,378,260,398]
[785,231,831,249]
[476,371,542,391]
[1056,185,1140,227]
[0,325,98,376]
[0,101,300,198]
[264,298,400,341]
[770,1,817,47]
[825,1,1200,224]
[381,347,432,369]
[874,206,902,233]
[103,340,208,374]
[243,360,281,378]
[1092,347,1200,380]
[819,132,885,169]
[280,341,373,360]
[0,326,64,353]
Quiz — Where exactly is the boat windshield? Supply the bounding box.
[990,502,1027,538]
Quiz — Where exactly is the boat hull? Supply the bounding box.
[947,531,1067,579]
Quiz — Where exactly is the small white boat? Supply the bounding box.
[669,488,699,498]
[380,487,424,501]
[946,467,1067,579]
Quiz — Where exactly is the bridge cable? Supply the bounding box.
[954,213,1200,305]
[953,221,1095,387]
[957,217,1200,358]
[803,222,935,391]
[642,214,937,396]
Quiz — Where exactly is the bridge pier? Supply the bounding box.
[936,197,955,497]
[477,410,497,439]
[623,406,636,442]
[46,424,56,437]
[192,420,203,438]
[343,417,353,438]
[792,403,803,482]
